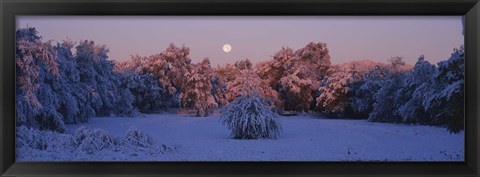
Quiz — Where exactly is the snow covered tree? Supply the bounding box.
[225,68,279,105]
[220,72,282,139]
[115,56,179,113]
[222,61,250,102]
[294,42,332,81]
[53,41,90,124]
[16,29,137,132]
[214,59,251,102]
[212,64,238,104]
[210,75,228,107]
[396,56,437,123]
[253,60,283,107]
[347,63,363,82]
[342,63,367,117]
[213,64,239,86]
[115,44,200,114]
[279,69,314,112]
[423,20,465,133]
[274,48,305,111]
[121,72,177,113]
[254,60,279,89]
[316,68,353,116]
[424,47,464,133]
[220,93,282,139]
[161,43,192,93]
[368,57,407,123]
[138,43,193,96]
[368,73,404,123]
[272,47,296,75]
[74,40,106,116]
[277,42,332,112]
[348,65,389,118]
[75,40,136,117]
[141,54,176,94]
[179,58,217,117]
[16,27,65,132]
[215,59,278,105]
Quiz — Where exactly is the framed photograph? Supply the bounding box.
[1,0,479,176]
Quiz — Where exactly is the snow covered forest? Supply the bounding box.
[16,27,464,161]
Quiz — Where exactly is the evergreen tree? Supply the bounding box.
[349,65,389,117]
[368,58,407,123]
[54,41,84,124]
[368,72,405,123]
[424,47,464,133]
[396,56,436,123]
[75,40,136,117]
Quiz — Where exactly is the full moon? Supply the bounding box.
[223,44,232,53]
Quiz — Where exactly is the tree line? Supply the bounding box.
[16,27,464,133]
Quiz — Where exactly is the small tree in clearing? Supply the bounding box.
[220,70,282,139]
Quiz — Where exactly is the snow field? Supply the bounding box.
[62,114,464,161]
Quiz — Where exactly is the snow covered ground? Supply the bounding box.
[59,113,464,161]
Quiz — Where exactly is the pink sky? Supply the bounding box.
[17,16,463,66]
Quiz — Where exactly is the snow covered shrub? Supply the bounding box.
[220,92,282,139]
[16,126,77,158]
[16,126,172,161]
[123,127,155,148]
[16,126,50,150]
[73,126,116,154]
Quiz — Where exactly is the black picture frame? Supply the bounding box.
[1,0,479,176]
